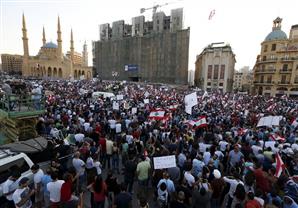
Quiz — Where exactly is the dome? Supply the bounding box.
[265,30,288,41]
[43,42,58,48]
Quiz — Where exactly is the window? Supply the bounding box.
[281,75,286,83]
[264,45,268,52]
[219,83,223,86]
[262,65,265,70]
[271,44,276,51]
[296,65,298,70]
[213,65,219,79]
[220,65,225,79]
[0,158,30,183]
[207,65,212,79]
[267,75,272,83]
[207,82,211,86]
[262,56,266,61]
[260,76,264,83]
[282,64,288,71]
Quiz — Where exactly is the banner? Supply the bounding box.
[153,155,176,169]
[132,107,137,115]
[117,95,124,100]
[184,92,198,114]
[257,116,283,127]
[113,102,119,110]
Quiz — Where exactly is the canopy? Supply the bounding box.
[0,137,48,153]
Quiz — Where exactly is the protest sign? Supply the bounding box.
[153,155,176,169]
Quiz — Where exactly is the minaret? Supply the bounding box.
[82,41,88,67]
[22,13,29,59]
[42,26,46,45]
[22,13,29,76]
[57,16,62,59]
[70,28,74,62]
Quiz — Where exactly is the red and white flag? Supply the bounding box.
[237,128,248,136]
[270,133,286,142]
[291,118,298,128]
[275,153,285,178]
[148,110,165,120]
[168,104,179,111]
[267,103,277,112]
[187,116,208,129]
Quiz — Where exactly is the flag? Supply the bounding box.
[291,118,298,128]
[187,116,207,129]
[148,110,165,120]
[184,92,198,114]
[208,9,215,20]
[267,103,277,112]
[274,153,285,177]
[237,128,248,136]
[270,133,286,142]
[168,104,179,111]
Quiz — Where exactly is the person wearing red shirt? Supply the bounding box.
[245,192,261,208]
[253,162,270,194]
[98,135,107,167]
[87,175,107,208]
[60,173,79,208]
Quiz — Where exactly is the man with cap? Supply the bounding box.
[12,177,35,208]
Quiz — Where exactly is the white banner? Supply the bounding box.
[257,116,283,127]
[144,99,149,104]
[117,95,124,100]
[113,102,119,110]
[184,92,198,114]
[132,107,137,115]
[153,155,176,169]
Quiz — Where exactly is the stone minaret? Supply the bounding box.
[57,16,62,59]
[70,28,74,60]
[82,41,88,67]
[42,26,46,45]
[22,13,29,76]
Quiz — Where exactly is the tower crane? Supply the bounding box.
[140,3,170,16]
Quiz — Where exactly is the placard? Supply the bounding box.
[113,102,119,110]
[144,99,149,104]
[117,95,124,100]
[132,107,137,115]
[153,155,176,169]
[144,91,150,98]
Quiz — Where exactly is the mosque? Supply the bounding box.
[21,14,92,79]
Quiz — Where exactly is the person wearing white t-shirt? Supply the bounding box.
[47,172,64,205]
[3,172,21,208]
[115,123,122,134]
[12,177,34,208]
[184,170,195,188]
[108,119,116,130]
[83,122,90,132]
[31,164,44,208]
[74,132,85,143]
[219,140,229,152]
[106,138,114,169]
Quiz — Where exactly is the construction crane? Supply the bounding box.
[140,3,170,16]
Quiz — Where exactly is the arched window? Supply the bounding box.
[290,88,298,91]
[276,87,288,91]
[48,67,52,77]
[74,70,78,79]
[58,68,62,77]
[87,71,91,79]
[53,67,57,77]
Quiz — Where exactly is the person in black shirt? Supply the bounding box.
[170,191,187,208]
[114,183,132,208]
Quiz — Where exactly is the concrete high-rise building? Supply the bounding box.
[170,8,183,32]
[194,42,236,93]
[93,8,189,84]
[1,54,23,75]
[132,16,145,37]
[99,23,111,41]
[112,20,125,39]
[253,17,298,97]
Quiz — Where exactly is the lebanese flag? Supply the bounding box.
[237,128,248,136]
[267,103,277,112]
[187,116,207,129]
[168,104,179,111]
[291,118,298,128]
[148,110,165,120]
[270,133,286,142]
[275,153,285,178]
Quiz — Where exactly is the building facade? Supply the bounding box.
[233,69,253,93]
[194,42,236,93]
[253,17,298,97]
[0,54,23,75]
[3,14,92,80]
[93,8,189,84]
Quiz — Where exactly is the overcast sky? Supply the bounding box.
[0,0,297,70]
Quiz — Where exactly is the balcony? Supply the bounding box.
[278,81,290,85]
[255,69,276,74]
[253,81,274,85]
[256,58,278,64]
[279,69,292,73]
[280,57,294,62]
[0,95,45,119]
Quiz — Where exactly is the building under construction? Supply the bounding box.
[92,8,190,84]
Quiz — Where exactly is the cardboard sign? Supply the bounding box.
[257,116,283,127]
[113,102,119,110]
[153,155,176,169]
[132,107,137,115]
[144,99,149,104]
[117,95,124,100]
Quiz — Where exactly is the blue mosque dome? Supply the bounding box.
[264,17,288,42]
[43,42,58,48]
[265,30,287,41]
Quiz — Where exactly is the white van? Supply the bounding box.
[0,150,34,198]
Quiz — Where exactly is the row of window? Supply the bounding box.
[207,65,225,79]
[263,44,276,52]
[207,82,224,86]
[257,75,298,83]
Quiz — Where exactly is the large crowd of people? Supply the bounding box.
[1,78,298,208]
